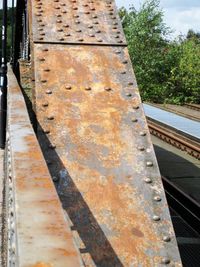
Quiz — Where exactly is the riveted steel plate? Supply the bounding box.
[31,0,126,45]
[6,67,83,267]
[33,44,182,266]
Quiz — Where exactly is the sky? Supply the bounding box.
[4,0,200,37]
[115,0,200,37]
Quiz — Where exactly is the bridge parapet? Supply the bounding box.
[3,65,83,267]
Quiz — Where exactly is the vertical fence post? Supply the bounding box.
[0,0,7,148]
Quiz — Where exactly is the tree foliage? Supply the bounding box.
[119,0,200,104]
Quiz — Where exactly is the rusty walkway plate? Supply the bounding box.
[5,66,83,267]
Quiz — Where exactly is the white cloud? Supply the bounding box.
[115,0,200,37]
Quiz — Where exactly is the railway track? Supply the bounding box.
[147,118,200,160]
[184,103,200,112]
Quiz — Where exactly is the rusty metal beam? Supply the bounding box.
[4,65,83,267]
[27,0,182,266]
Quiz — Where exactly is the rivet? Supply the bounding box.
[85,87,91,91]
[44,68,50,72]
[128,82,134,86]
[146,161,153,167]
[144,178,152,184]
[96,30,101,33]
[42,48,48,52]
[47,116,54,120]
[56,14,61,17]
[46,90,52,94]
[76,29,82,32]
[52,176,59,182]
[161,258,170,264]
[154,195,162,202]
[140,132,146,136]
[121,71,126,74]
[163,236,171,242]
[57,28,63,32]
[56,19,62,23]
[126,92,132,97]
[105,87,112,91]
[63,24,69,28]
[153,215,160,221]
[39,58,45,62]
[65,33,71,37]
[89,33,95,37]
[88,25,93,28]
[138,146,145,151]
[122,60,128,64]
[65,85,72,90]
[75,20,80,24]
[38,37,44,40]
[133,105,139,110]
[92,15,97,18]
[94,21,99,24]
[132,118,138,122]
[42,102,49,107]
[49,144,56,149]
[41,79,47,83]
[118,40,123,43]
[61,3,66,6]
[59,38,65,41]
[78,38,84,41]
[62,10,67,14]
[44,129,50,134]
[115,50,121,54]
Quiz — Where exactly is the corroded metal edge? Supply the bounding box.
[5,65,83,267]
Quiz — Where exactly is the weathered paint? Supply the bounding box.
[33,44,182,266]
[6,66,83,267]
[28,0,182,265]
[31,0,126,45]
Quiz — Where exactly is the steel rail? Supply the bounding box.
[4,65,83,267]
[162,176,200,236]
[147,119,200,159]
[184,103,200,112]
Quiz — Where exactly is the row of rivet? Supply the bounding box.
[34,0,124,43]
[7,135,16,266]
[138,129,172,265]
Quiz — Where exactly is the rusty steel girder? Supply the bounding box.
[31,0,126,45]
[5,66,83,267]
[28,0,182,266]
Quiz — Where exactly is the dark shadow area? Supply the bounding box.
[27,116,124,266]
[153,144,200,202]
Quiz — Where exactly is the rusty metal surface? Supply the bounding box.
[31,0,126,45]
[33,44,182,266]
[6,66,83,267]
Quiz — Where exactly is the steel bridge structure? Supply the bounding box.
[0,0,182,266]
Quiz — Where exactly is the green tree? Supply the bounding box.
[119,0,171,102]
[119,0,200,104]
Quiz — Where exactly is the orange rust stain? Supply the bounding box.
[31,263,52,267]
